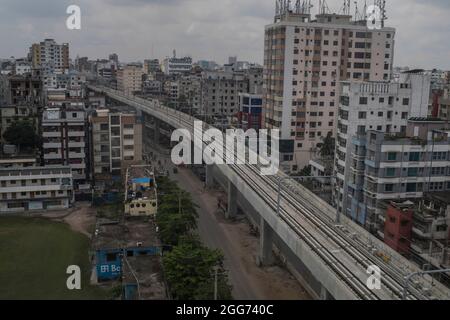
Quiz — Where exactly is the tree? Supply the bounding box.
[163,236,232,300]
[156,177,198,246]
[3,119,39,151]
[317,132,335,159]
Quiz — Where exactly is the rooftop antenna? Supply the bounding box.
[354,1,359,21]
[340,0,351,15]
[375,0,387,27]
[295,0,311,14]
[318,0,331,14]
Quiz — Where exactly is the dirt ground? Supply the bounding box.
[39,202,97,238]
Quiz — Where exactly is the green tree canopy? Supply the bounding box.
[163,236,232,300]
[317,132,335,159]
[3,119,39,150]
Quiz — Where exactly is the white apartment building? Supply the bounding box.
[0,165,74,213]
[43,72,86,90]
[163,54,192,75]
[263,10,395,172]
[42,108,89,187]
[117,65,144,94]
[335,72,431,224]
[14,62,31,76]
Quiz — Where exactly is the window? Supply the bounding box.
[409,152,420,162]
[359,97,368,105]
[387,152,397,161]
[385,184,394,192]
[358,112,367,119]
[406,183,417,193]
[407,168,418,177]
[386,168,396,177]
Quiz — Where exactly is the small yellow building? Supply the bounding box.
[124,166,158,217]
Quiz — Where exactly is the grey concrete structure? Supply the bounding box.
[87,85,450,300]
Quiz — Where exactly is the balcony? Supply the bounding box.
[68,131,85,137]
[42,131,61,138]
[69,152,86,159]
[43,142,61,149]
[44,153,62,160]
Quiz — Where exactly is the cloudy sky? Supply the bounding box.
[0,0,448,69]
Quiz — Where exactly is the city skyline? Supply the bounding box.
[0,0,449,69]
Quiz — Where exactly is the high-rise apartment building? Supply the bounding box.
[336,72,430,225]
[42,107,89,188]
[263,8,395,172]
[90,109,143,184]
[117,65,144,94]
[29,39,69,74]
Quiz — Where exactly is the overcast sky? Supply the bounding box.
[0,0,448,69]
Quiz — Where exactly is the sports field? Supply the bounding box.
[0,217,108,300]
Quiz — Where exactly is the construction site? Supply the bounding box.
[90,164,169,300]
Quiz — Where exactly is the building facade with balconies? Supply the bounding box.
[90,109,143,186]
[42,107,89,188]
[347,124,450,234]
[335,72,430,226]
[263,9,396,173]
[0,165,74,213]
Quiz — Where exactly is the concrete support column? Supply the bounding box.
[205,165,214,188]
[259,216,275,266]
[154,117,160,143]
[226,181,238,219]
[320,285,331,300]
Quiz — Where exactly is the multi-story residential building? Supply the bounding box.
[263,8,395,173]
[196,60,218,71]
[14,62,31,76]
[142,79,163,96]
[412,193,450,270]
[177,75,202,113]
[42,107,89,188]
[0,164,74,213]
[437,88,450,120]
[90,109,143,184]
[7,74,42,106]
[42,72,86,91]
[163,81,179,108]
[238,93,263,131]
[201,70,248,117]
[346,119,450,231]
[0,74,8,105]
[117,65,144,94]
[143,59,160,75]
[163,52,192,75]
[336,72,431,225]
[29,39,69,74]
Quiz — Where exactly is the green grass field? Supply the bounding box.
[0,217,109,300]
